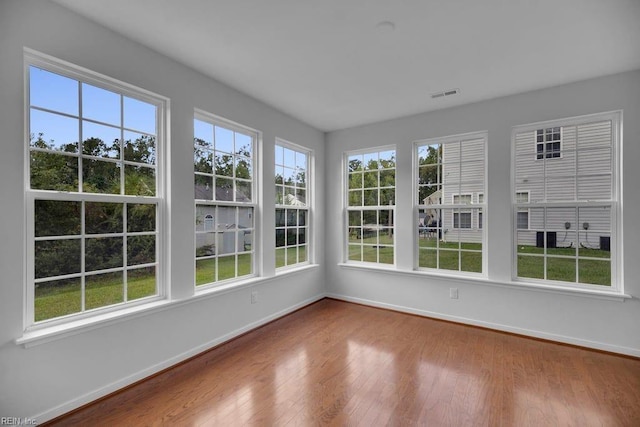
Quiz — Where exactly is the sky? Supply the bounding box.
[29,66,157,149]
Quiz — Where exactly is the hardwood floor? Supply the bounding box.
[47,298,640,426]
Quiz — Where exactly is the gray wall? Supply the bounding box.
[325,70,640,356]
[0,0,325,420]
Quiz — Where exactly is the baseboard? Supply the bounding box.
[326,293,640,358]
[34,293,326,423]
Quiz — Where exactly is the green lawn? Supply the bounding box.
[35,268,156,322]
[349,234,394,264]
[196,253,252,286]
[276,245,308,268]
[417,238,482,273]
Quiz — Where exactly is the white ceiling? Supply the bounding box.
[53,0,640,132]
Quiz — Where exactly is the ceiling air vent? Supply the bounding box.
[431,88,459,99]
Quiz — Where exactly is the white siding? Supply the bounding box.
[441,137,485,243]
[515,120,612,249]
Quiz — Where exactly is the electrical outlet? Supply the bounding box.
[450,288,458,299]
[251,290,258,304]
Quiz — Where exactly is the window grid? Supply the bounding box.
[346,148,396,265]
[26,54,164,326]
[416,133,486,274]
[194,113,257,287]
[514,112,619,289]
[275,142,310,268]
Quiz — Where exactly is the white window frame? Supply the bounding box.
[24,49,168,329]
[511,110,622,292]
[414,131,487,276]
[345,145,396,265]
[275,138,312,270]
[194,110,260,289]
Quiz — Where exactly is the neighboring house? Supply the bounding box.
[441,121,612,250]
[195,184,253,255]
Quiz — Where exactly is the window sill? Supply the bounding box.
[337,263,631,302]
[16,299,174,348]
[17,265,322,349]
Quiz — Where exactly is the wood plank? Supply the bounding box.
[45,299,640,426]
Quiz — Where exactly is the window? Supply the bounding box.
[26,52,166,325]
[514,111,621,289]
[452,194,472,229]
[275,141,310,268]
[516,192,530,229]
[416,132,486,274]
[346,148,395,264]
[536,127,562,159]
[194,112,257,287]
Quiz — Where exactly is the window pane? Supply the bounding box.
[123,96,156,135]
[461,251,482,273]
[83,121,120,158]
[127,203,156,233]
[547,257,576,282]
[348,155,363,172]
[35,239,81,278]
[35,200,81,237]
[439,250,459,271]
[349,172,363,189]
[215,177,233,201]
[85,271,123,310]
[215,152,233,177]
[349,190,362,206]
[217,255,236,280]
[127,235,155,266]
[35,278,81,322]
[30,109,79,152]
[30,151,79,191]
[86,202,123,235]
[124,132,155,165]
[579,259,610,286]
[215,126,233,153]
[30,67,78,115]
[82,83,120,126]
[518,255,544,279]
[83,159,120,194]
[125,165,155,196]
[235,156,252,179]
[195,175,213,200]
[348,244,362,261]
[238,253,252,276]
[418,249,437,269]
[86,237,123,272]
[276,248,286,268]
[128,266,156,300]
[232,127,252,153]
[196,259,215,286]
[194,119,214,148]
[236,180,252,202]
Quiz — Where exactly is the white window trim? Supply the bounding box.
[194,109,261,291]
[23,48,169,331]
[275,138,313,270]
[344,145,396,266]
[511,110,623,293]
[413,131,488,277]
